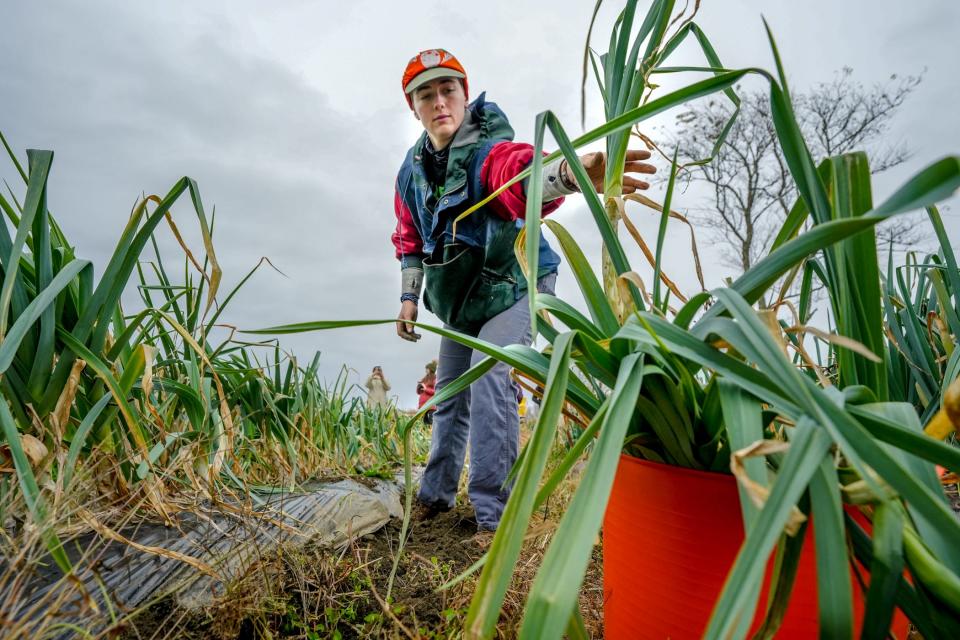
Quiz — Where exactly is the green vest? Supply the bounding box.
[402,100,550,333]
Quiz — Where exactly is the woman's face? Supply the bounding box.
[411,77,466,150]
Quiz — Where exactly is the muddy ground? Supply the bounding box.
[118,501,604,639]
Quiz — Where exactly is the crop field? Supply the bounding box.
[1,1,959,639]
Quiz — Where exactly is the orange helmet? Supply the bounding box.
[402,49,468,108]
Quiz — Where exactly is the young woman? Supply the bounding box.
[393,49,655,530]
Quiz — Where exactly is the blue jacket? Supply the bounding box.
[393,94,561,331]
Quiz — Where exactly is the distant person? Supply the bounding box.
[365,366,391,409]
[417,359,438,424]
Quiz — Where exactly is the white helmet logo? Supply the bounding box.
[420,50,443,68]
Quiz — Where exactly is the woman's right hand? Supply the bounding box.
[397,300,421,342]
[568,149,656,194]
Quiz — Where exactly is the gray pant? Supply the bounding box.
[417,274,556,530]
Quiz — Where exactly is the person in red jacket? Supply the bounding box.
[417,359,438,425]
[394,48,655,531]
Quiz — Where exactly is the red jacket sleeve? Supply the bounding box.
[480,141,565,221]
[392,185,424,264]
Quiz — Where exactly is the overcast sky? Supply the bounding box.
[2,0,958,407]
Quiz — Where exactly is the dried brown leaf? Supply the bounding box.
[783,325,882,363]
[730,439,807,536]
[77,508,220,579]
[51,359,87,444]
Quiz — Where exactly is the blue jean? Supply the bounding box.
[417,274,557,530]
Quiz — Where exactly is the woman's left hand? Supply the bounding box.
[565,149,657,194]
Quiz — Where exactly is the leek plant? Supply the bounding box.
[0,138,423,584]
[255,1,960,638]
[468,1,960,636]
[881,209,959,426]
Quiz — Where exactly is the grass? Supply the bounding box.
[115,424,598,640]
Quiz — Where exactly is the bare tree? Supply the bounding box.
[661,68,923,274]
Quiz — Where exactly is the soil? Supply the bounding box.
[112,477,960,639]
[118,502,604,639]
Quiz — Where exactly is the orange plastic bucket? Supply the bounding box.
[603,454,910,639]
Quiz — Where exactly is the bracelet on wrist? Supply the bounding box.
[559,159,580,192]
[400,293,419,304]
